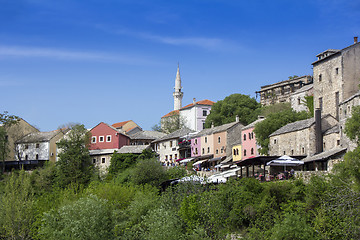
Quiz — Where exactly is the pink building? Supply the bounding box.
[191,137,201,157]
[241,118,264,160]
[89,122,130,150]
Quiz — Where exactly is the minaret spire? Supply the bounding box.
[173,63,183,110]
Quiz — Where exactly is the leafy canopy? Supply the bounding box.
[254,107,310,155]
[56,124,95,188]
[204,94,261,128]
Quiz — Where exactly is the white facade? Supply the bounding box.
[16,142,50,161]
[180,104,212,131]
[154,139,180,164]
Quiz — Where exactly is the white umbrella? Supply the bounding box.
[266,155,304,171]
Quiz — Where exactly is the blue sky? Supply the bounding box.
[1,0,360,131]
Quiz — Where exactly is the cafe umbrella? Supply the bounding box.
[266,155,304,171]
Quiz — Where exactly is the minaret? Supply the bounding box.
[173,64,183,110]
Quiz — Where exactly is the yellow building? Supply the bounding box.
[232,144,242,162]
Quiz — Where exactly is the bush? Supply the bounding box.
[40,195,113,240]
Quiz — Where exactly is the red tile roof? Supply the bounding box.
[162,110,179,118]
[112,120,131,128]
[181,99,214,110]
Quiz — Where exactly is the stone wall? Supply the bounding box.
[313,53,342,119]
[269,126,316,156]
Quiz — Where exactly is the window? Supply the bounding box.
[236,149,239,155]
[102,158,106,163]
[203,110,207,116]
[336,68,339,75]
[319,74,322,82]
[202,148,205,154]
[283,151,286,155]
[302,147,305,154]
[25,155,28,160]
[36,143,40,148]
[93,159,96,164]
[36,154,39,160]
[221,148,223,154]
[106,135,112,142]
[99,136,104,142]
[251,132,254,139]
[243,134,246,141]
[337,139,340,145]
[291,150,294,155]
[249,133,251,139]
[244,150,247,156]
[218,137,221,143]
[207,147,210,153]
[165,155,168,160]
[91,136,96,143]
[25,145,29,149]
[205,137,207,143]
[298,98,301,105]
[170,141,173,147]
[195,148,198,154]
[323,142,326,150]
[274,139,277,144]
[216,149,219,154]
[233,149,236,155]
[202,122,205,129]
[175,154,177,159]
[195,139,198,144]
[251,148,254,155]
[170,155,172,160]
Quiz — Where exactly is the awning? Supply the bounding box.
[221,156,232,164]
[193,159,208,165]
[209,156,226,162]
[266,155,304,166]
[179,157,194,163]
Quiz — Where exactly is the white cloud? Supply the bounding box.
[0,45,158,65]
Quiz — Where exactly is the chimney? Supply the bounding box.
[354,36,358,44]
[211,122,214,128]
[235,115,239,122]
[193,98,196,104]
[315,108,323,154]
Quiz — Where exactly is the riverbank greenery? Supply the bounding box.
[0,156,359,240]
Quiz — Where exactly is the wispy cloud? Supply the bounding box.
[0,45,159,65]
[96,25,239,51]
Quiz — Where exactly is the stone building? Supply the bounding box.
[290,84,313,112]
[269,112,338,157]
[312,37,360,120]
[256,75,313,106]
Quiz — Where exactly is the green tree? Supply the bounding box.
[160,111,187,134]
[254,109,310,155]
[40,195,113,240]
[345,105,360,145]
[131,158,167,187]
[303,95,314,116]
[55,124,94,188]
[108,152,138,176]
[0,111,19,173]
[204,94,261,128]
[0,170,35,240]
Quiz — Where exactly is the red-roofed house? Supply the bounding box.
[90,122,130,151]
[112,120,142,135]
[162,98,214,131]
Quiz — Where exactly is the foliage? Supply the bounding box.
[304,95,314,116]
[254,108,310,155]
[108,152,138,176]
[161,111,187,134]
[204,94,261,128]
[131,158,167,187]
[40,195,113,240]
[166,166,187,179]
[288,75,299,79]
[259,102,292,117]
[0,111,19,173]
[269,213,317,240]
[55,124,95,188]
[345,105,360,145]
[0,170,35,240]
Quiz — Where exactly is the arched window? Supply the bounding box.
[233,149,236,155]
[244,150,247,156]
[236,149,239,155]
[251,148,254,155]
[36,154,39,160]
[243,134,246,141]
[218,137,221,143]
[249,133,251,139]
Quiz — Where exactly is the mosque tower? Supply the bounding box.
[173,64,183,110]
